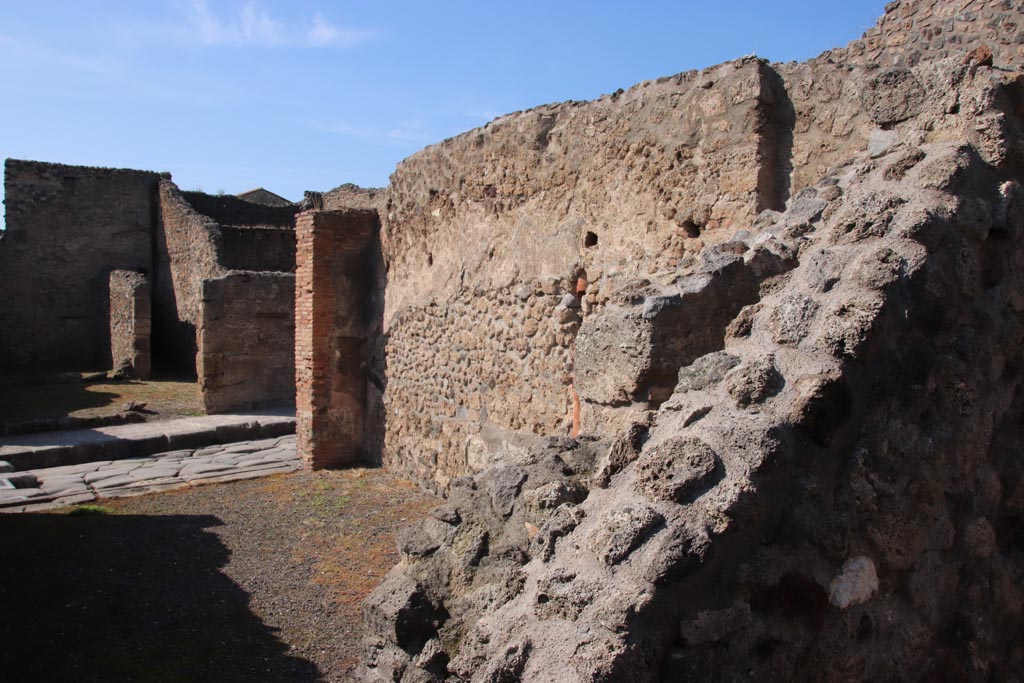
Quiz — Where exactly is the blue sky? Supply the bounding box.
[1,1,885,210]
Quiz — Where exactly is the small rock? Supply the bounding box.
[483,466,528,518]
[363,573,446,651]
[430,504,461,525]
[787,196,829,225]
[768,294,820,346]
[819,184,842,202]
[592,421,648,488]
[829,556,879,608]
[643,523,710,585]
[110,361,135,380]
[676,352,740,393]
[962,44,993,67]
[868,128,898,158]
[554,304,581,325]
[725,355,784,407]
[397,518,451,559]
[533,503,585,561]
[524,480,588,514]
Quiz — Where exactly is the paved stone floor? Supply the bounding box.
[0,410,295,470]
[0,435,300,512]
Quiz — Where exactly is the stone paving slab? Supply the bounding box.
[0,434,301,512]
[0,410,295,472]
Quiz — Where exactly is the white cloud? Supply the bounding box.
[0,33,119,75]
[307,13,377,48]
[180,1,377,49]
[307,119,435,147]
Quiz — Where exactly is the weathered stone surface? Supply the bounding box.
[768,294,820,346]
[532,503,585,562]
[534,568,598,620]
[482,466,529,518]
[363,573,446,652]
[198,272,295,414]
[633,437,719,504]
[574,309,651,406]
[675,352,740,393]
[724,355,784,407]
[592,421,648,488]
[862,68,927,125]
[590,502,664,565]
[397,518,452,559]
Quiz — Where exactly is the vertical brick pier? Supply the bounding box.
[295,208,380,469]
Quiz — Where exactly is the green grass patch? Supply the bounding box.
[67,504,115,516]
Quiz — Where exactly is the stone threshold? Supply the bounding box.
[0,410,295,472]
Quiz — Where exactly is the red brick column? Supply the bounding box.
[295,209,379,469]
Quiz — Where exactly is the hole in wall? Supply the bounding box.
[680,220,700,238]
[584,231,598,248]
[427,253,433,267]
[856,614,874,642]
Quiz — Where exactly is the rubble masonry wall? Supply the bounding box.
[0,160,158,370]
[108,270,151,380]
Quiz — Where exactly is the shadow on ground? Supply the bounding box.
[0,371,203,433]
[0,512,322,683]
[0,378,118,426]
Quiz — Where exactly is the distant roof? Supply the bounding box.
[236,187,293,207]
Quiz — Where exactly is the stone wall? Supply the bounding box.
[197,271,295,413]
[377,57,796,488]
[295,209,380,469]
[383,283,580,488]
[358,40,1024,681]
[774,0,1024,195]
[218,225,295,272]
[154,179,224,374]
[181,191,298,228]
[323,183,386,213]
[155,180,299,380]
[366,0,1024,493]
[2,161,299,417]
[827,0,1024,69]
[108,270,151,380]
[0,160,159,370]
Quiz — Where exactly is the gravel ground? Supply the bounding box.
[0,468,439,682]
